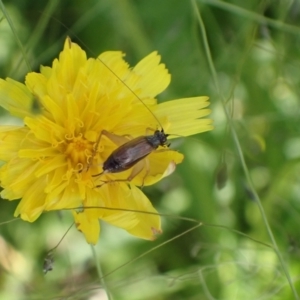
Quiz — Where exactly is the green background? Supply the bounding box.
[0,0,300,299]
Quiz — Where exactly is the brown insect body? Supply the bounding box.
[103,129,169,174]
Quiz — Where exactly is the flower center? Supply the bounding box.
[64,135,93,168]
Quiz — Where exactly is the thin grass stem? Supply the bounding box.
[91,245,113,300]
[0,0,31,71]
[192,0,299,299]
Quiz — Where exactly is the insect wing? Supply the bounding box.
[104,136,154,172]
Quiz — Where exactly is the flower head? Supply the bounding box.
[0,38,213,244]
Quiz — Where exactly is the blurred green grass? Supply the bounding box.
[1,0,300,299]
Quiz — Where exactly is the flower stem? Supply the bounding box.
[91,245,113,300]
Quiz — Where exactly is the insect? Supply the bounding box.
[102,129,169,174]
[91,128,171,187]
[43,252,54,274]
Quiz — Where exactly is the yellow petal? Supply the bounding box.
[127,149,184,186]
[45,37,87,103]
[0,78,34,118]
[46,181,82,210]
[100,184,161,240]
[25,73,47,102]
[123,185,161,240]
[73,210,101,245]
[155,96,213,137]
[0,159,40,200]
[0,126,27,161]
[97,51,129,79]
[25,116,65,145]
[13,178,47,221]
[132,51,171,98]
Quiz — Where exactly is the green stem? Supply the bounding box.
[91,245,113,300]
[0,0,31,71]
[192,0,299,298]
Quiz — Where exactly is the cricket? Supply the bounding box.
[91,128,170,187]
[98,129,169,174]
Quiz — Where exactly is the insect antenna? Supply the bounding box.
[40,14,165,132]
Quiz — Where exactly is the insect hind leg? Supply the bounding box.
[86,131,104,172]
[88,130,133,172]
[95,159,150,189]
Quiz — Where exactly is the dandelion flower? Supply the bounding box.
[0,38,213,244]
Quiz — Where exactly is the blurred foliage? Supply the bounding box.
[1,0,300,299]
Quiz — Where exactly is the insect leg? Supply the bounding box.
[145,127,156,135]
[89,130,133,173]
[95,159,146,188]
[101,130,133,145]
[127,159,147,185]
[86,130,105,171]
[138,157,150,188]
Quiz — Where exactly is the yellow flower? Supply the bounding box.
[0,38,213,244]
